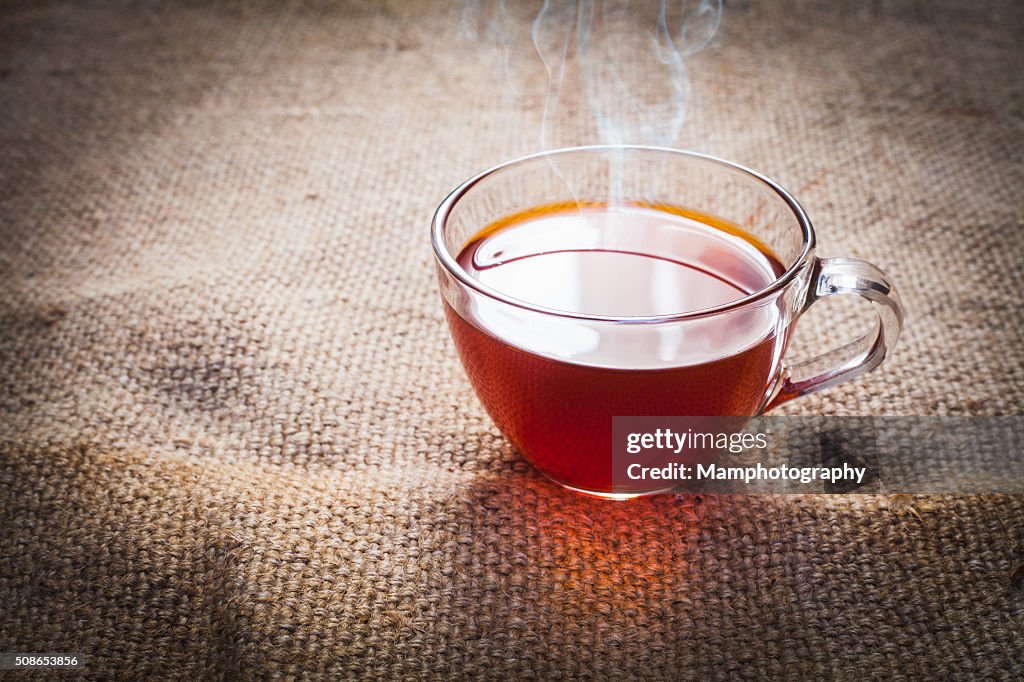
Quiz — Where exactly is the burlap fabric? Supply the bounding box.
[2,1,1023,678]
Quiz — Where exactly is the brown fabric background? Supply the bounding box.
[2,0,1023,678]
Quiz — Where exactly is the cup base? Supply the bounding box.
[552,478,678,500]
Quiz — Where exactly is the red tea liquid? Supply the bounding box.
[445,202,786,494]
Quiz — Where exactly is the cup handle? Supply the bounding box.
[765,256,905,411]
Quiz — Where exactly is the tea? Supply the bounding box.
[445,202,787,494]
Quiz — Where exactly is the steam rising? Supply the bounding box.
[465,0,722,150]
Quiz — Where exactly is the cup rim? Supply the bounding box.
[431,145,816,324]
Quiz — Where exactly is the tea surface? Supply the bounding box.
[459,202,782,318]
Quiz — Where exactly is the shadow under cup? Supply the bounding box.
[432,146,903,498]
